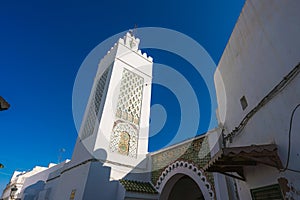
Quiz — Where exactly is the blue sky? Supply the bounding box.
[0,0,245,192]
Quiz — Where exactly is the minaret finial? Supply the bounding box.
[129,24,138,37]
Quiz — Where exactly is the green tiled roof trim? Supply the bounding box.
[151,136,215,191]
[119,179,158,194]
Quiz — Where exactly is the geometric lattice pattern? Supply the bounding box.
[110,68,144,158]
[110,122,138,158]
[151,136,213,185]
[80,67,110,140]
[115,69,144,125]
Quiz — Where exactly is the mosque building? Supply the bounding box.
[2,0,300,199]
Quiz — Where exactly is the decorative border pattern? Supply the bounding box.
[110,121,138,157]
[155,161,214,199]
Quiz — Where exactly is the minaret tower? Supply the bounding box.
[72,31,153,180]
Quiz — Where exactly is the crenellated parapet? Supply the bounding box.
[101,31,153,65]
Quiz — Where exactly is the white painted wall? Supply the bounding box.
[1,167,48,200]
[19,161,67,199]
[1,162,70,200]
[207,128,231,200]
[49,161,90,200]
[216,0,300,131]
[214,0,300,199]
[82,162,120,200]
[1,171,24,200]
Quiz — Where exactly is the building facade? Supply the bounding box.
[1,32,230,200]
[3,1,299,199]
[210,0,300,199]
[1,161,68,200]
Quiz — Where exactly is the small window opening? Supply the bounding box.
[240,96,248,110]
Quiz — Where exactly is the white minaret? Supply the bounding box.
[72,31,153,180]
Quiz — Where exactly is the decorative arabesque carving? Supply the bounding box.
[110,69,144,157]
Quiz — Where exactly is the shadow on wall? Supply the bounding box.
[23,181,45,200]
[82,149,120,200]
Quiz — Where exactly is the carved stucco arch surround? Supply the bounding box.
[155,161,215,200]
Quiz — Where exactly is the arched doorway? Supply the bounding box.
[155,161,214,199]
[161,174,204,200]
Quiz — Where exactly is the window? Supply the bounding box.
[240,95,248,110]
[251,184,283,200]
